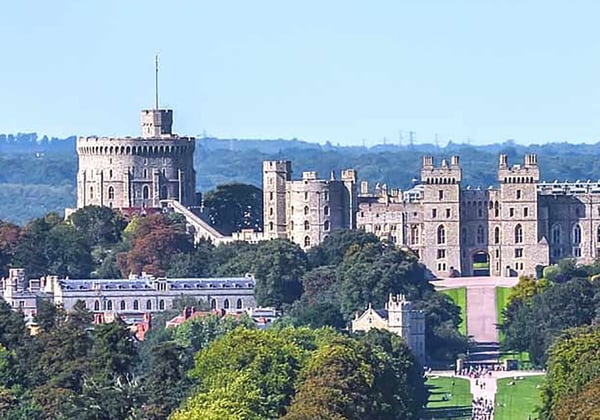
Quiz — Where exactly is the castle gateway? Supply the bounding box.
[264,154,600,278]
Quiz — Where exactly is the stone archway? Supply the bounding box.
[472,251,490,276]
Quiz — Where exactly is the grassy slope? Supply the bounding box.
[441,287,467,335]
[424,376,471,419]
[495,375,545,420]
[495,286,512,343]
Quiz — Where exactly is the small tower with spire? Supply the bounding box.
[140,55,174,138]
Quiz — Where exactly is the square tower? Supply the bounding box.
[497,154,548,276]
[140,109,173,137]
[420,156,463,277]
[263,160,291,240]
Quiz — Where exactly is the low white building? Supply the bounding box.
[1,268,256,321]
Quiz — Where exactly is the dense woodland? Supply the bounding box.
[4,132,600,224]
[0,206,462,419]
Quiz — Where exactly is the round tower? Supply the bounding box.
[76,109,196,210]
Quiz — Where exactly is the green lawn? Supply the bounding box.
[495,286,511,343]
[495,375,545,420]
[424,376,472,419]
[441,287,467,335]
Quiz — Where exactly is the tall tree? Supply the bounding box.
[68,206,127,247]
[203,183,263,235]
[541,325,600,419]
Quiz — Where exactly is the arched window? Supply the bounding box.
[573,224,582,244]
[143,185,149,199]
[269,207,273,216]
[437,225,446,245]
[106,300,113,311]
[109,169,113,179]
[304,206,309,215]
[494,226,500,244]
[133,300,139,310]
[143,168,148,178]
[94,300,100,311]
[90,186,94,199]
[304,236,311,247]
[160,185,168,199]
[515,224,523,244]
[236,298,243,309]
[223,299,230,309]
[108,186,114,200]
[146,300,152,310]
[324,220,330,231]
[120,300,126,311]
[597,226,600,243]
[304,220,310,230]
[269,222,274,231]
[159,299,165,310]
[324,206,329,216]
[552,224,561,244]
[476,225,485,244]
[210,299,216,309]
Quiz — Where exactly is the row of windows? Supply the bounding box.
[268,221,331,231]
[90,185,170,201]
[91,298,244,312]
[439,224,525,245]
[269,206,331,216]
[440,247,525,260]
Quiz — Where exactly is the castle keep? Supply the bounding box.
[264,154,600,278]
[76,108,196,210]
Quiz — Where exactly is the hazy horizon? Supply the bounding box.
[2,1,600,146]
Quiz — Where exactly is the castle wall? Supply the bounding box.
[77,137,195,209]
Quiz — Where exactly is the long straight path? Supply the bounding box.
[466,286,498,343]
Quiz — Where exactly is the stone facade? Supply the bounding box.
[351,294,426,362]
[76,109,196,210]
[264,154,600,278]
[262,160,357,249]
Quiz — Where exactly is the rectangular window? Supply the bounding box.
[446,208,451,218]
[439,190,444,200]
[495,249,500,258]
[516,190,522,199]
[524,207,529,217]
[509,208,515,217]
[515,248,523,258]
[437,249,446,259]
[573,247,582,257]
[432,208,437,218]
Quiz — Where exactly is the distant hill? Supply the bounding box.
[2,132,600,224]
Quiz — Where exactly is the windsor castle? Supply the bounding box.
[75,104,600,279]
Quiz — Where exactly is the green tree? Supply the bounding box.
[503,278,597,365]
[12,214,62,278]
[141,341,190,420]
[67,206,127,247]
[541,325,600,419]
[203,183,263,235]
[336,241,430,318]
[307,229,380,268]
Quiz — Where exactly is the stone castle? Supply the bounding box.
[73,101,600,279]
[263,154,600,278]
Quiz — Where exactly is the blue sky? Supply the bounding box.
[1,0,600,145]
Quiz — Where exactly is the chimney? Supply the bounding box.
[499,154,508,168]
